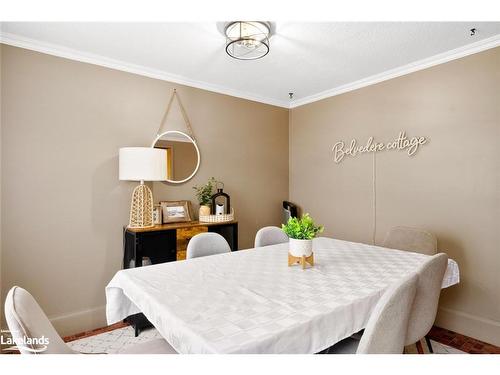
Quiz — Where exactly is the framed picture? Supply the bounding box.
[160,200,193,223]
[152,205,163,225]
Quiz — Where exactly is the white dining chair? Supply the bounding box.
[4,286,177,354]
[186,232,231,259]
[327,273,418,354]
[405,253,448,354]
[254,226,289,248]
[383,226,437,256]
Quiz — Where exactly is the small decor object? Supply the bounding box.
[119,147,167,228]
[282,214,324,269]
[152,205,162,225]
[193,177,216,218]
[195,179,234,223]
[215,203,225,216]
[160,200,193,223]
[211,182,230,215]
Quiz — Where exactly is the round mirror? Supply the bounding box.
[151,130,200,184]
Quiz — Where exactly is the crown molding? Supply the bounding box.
[0,31,290,109]
[1,31,499,110]
[290,34,500,108]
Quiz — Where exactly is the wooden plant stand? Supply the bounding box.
[288,252,314,269]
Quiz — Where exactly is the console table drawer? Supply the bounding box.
[176,226,208,260]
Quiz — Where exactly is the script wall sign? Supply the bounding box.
[331,131,428,163]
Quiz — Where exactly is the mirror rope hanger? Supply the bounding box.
[156,89,196,139]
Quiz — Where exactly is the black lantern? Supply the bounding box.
[211,182,231,215]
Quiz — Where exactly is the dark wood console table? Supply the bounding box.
[123,220,238,336]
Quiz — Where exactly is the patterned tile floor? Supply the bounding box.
[64,324,475,354]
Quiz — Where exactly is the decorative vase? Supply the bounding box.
[199,205,211,218]
[289,238,313,257]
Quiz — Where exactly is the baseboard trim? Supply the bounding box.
[436,307,500,347]
[49,305,107,337]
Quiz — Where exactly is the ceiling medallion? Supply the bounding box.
[223,21,271,60]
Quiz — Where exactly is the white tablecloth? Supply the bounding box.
[106,237,459,354]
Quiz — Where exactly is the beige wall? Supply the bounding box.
[290,47,500,345]
[0,45,289,335]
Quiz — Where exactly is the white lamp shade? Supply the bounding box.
[119,147,167,181]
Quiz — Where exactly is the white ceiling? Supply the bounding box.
[1,22,500,108]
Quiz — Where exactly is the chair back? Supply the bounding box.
[4,286,74,354]
[356,273,418,354]
[383,226,437,255]
[186,232,231,259]
[405,253,448,346]
[254,226,289,248]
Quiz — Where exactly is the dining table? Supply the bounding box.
[105,237,460,354]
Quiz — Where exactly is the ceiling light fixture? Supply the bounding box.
[224,21,271,60]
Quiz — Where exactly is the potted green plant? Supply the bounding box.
[193,177,216,217]
[282,214,324,257]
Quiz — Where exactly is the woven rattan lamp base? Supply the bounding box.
[128,182,154,228]
[288,252,314,269]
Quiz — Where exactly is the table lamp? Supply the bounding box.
[119,147,167,228]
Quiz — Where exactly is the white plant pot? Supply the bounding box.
[289,238,313,257]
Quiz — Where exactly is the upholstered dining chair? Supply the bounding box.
[186,232,231,259]
[405,253,448,354]
[254,226,289,248]
[327,273,418,354]
[4,286,177,354]
[383,226,437,256]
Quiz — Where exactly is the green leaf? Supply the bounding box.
[282,213,324,240]
[193,177,217,206]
